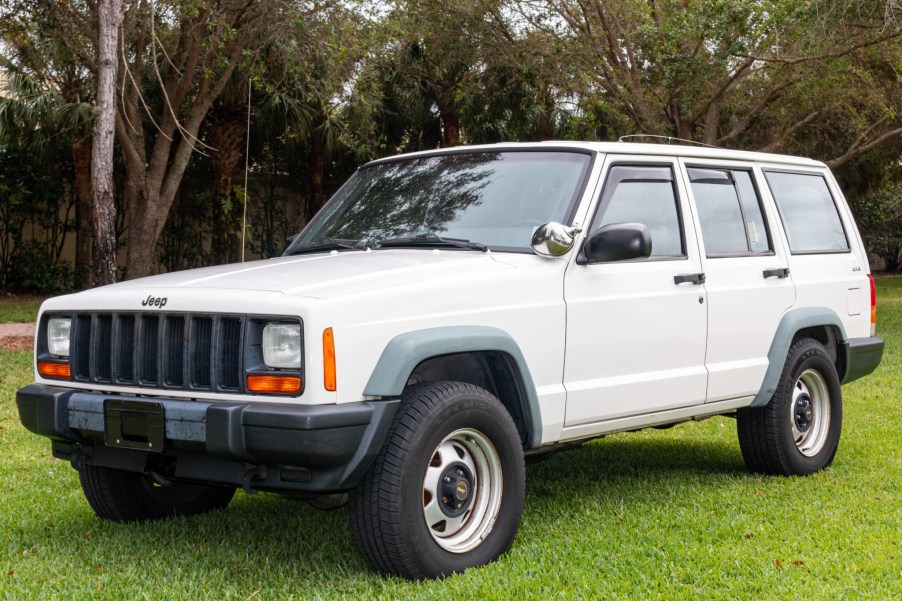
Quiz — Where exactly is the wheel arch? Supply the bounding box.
[752,307,848,407]
[362,326,542,449]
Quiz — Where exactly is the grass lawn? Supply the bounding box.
[1,278,900,599]
[0,295,45,324]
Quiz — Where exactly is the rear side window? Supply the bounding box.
[688,168,771,255]
[592,165,685,258]
[765,171,849,253]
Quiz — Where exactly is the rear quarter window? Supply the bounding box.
[764,171,849,253]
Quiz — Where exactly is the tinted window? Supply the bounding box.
[688,168,771,255]
[593,165,684,257]
[765,172,849,253]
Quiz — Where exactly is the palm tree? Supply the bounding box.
[0,66,95,288]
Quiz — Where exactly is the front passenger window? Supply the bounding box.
[592,165,685,258]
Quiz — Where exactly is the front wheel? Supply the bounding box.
[79,465,235,522]
[737,337,843,475]
[348,381,525,579]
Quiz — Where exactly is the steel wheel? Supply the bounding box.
[737,337,843,476]
[422,428,503,553]
[349,381,525,579]
[790,368,831,457]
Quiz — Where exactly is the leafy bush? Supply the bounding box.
[850,181,902,272]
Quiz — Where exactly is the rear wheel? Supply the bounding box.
[79,465,235,522]
[348,381,525,579]
[737,337,842,475]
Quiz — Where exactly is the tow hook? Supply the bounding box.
[242,465,268,494]
[69,448,90,471]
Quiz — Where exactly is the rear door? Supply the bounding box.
[679,160,795,402]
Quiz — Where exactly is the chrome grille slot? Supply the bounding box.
[116,315,135,383]
[94,315,112,381]
[139,315,159,385]
[164,316,185,386]
[192,317,213,388]
[219,318,242,390]
[74,315,92,380]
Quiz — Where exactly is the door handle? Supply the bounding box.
[763,267,790,279]
[674,272,706,285]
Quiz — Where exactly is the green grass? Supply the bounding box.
[2,279,901,599]
[0,295,45,324]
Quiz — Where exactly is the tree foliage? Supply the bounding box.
[1,0,902,288]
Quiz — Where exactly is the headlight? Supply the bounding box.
[262,323,301,369]
[47,317,71,357]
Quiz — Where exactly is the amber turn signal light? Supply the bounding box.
[323,327,337,391]
[38,361,71,379]
[247,375,302,394]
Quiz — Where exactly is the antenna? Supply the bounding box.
[240,79,251,262]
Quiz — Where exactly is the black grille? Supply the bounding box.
[70,312,245,393]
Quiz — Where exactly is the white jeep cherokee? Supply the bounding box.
[17,142,885,579]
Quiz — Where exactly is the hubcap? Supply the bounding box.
[790,369,831,457]
[438,463,474,517]
[422,428,503,554]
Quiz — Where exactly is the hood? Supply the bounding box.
[83,250,518,299]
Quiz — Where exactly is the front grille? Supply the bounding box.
[69,312,245,393]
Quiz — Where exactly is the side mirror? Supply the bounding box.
[580,223,652,264]
[532,222,583,257]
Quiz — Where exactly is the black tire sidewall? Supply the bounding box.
[774,341,843,474]
[135,477,235,519]
[395,389,525,577]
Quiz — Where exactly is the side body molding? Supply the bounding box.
[363,326,542,448]
[751,307,847,407]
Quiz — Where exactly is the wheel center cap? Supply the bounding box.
[454,481,469,501]
[794,394,813,432]
[439,463,474,517]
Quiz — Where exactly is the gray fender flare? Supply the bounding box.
[363,326,542,448]
[751,307,848,407]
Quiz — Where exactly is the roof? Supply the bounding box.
[365,141,826,169]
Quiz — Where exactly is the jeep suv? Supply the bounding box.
[16,142,884,579]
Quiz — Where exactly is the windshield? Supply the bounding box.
[291,150,592,251]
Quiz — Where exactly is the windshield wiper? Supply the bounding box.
[285,237,368,256]
[375,234,488,252]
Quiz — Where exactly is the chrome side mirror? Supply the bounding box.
[532,222,582,257]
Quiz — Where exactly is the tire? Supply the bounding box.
[79,465,236,522]
[737,337,843,476]
[348,381,525,580]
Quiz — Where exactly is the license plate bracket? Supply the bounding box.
[104,400,165,452]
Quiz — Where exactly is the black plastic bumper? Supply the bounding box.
[841,336,885,384]
[16,384,399,493]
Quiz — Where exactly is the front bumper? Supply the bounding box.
[16,384,399,493]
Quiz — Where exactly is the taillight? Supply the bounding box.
[869,274,877,336]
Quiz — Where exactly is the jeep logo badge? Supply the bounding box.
[141,294,168,308]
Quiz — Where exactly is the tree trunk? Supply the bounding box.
[438,95,461,147]
[72,138,93,289]
[307,131,327,220]
[91,0,123,287]
[208,112,247,264]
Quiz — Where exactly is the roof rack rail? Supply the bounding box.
[618,134,720,148]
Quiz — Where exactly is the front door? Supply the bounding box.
[562,155,709,434]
